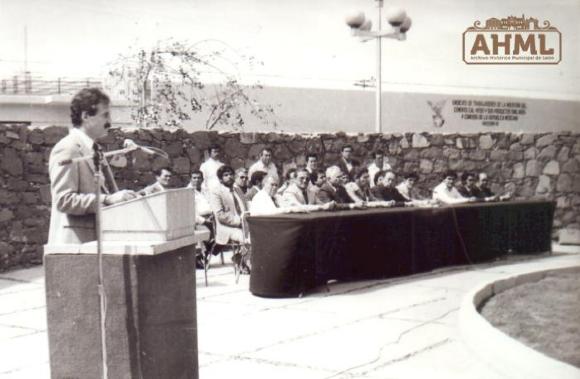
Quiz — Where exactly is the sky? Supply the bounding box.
[1,0,579,100]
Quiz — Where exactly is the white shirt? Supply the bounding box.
[368,161,392,187]
[187,184,212,223]
[199,158,224,192]
[249,160,279,182]
[249,190,280,216]
[432,182,470,204]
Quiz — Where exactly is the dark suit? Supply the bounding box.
[317,182,353,204]
[474,186,494,199]
[457,185,478,198]
[371,185,407,205]
[336,158,360,181]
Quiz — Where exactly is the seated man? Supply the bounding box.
[277,168,297,196]
[317,166,353,205]
[368,150,392,188]
[140,168,172,195]
[371,171,407,205]
[474,172,511,201]
[432,170,476,204]
[396,172,422,201]
[308,169,326,201]
[345,168,375,202]
[233,167,249,195]
[187,170,213,226]
[187,170,214,269]
[245,170,267,202]
[209,165,250,273]
[456,172,479,198]
[209,165,246,244]
[251,175,334,215]
[281,168,334,209]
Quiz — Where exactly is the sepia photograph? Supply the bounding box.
[0,0,579,378]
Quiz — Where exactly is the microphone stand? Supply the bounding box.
[92,144,108,379]
[60,141,168,379]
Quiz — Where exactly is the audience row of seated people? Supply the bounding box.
[140,143,510,273]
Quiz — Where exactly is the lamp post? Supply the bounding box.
[345,2,412,133]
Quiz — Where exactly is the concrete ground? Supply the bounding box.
[1,245,579,379]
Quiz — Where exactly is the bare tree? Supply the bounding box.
[108,39,277,130]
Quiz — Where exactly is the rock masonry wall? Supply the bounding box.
[1,124,579,271]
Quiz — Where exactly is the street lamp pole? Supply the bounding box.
[376,1,383,133]
[345,3,412,134]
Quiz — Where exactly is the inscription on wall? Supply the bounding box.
[452,99,527,126]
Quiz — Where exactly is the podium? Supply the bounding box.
[44,188,208,379]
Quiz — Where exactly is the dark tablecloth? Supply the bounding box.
[247,200,555,298]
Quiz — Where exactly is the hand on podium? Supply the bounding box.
[104,190,138,205]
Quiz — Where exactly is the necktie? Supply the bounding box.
[92,143,110,194]
[231,189,242,215]
[302,189,309,204]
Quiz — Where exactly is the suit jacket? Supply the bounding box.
[457,185,479,198]
[372,185,407,205]
[209,184,245,244]
[317,182,353,204]
[474,186,494,199]
[336,158,360,181]
[281,183,318,206]
[48,130,114,244]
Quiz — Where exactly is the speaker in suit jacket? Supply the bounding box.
[48,129,116,244]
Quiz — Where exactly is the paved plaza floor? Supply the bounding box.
[1,245,579,379]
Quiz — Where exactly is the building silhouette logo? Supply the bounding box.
[427,100,446,128]
[463,15,561,64]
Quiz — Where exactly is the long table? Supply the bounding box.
[247,200,555,298]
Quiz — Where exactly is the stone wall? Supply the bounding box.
[1,124,579,271]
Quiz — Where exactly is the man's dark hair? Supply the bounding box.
[154,167,172,177]
[461,172,476,182]
[341,144,353,152]
[216,165,234,180]
[443,170,457,180]
[70,88,110,127]
[261,147,273,155]
[250,170,267,186]
[306,153,318,161]
[354,167,369,180]
[207,144,221,154]
[373,150,384,159]
[191,169,203,179]
[374,170,386,186]
[404,172,419,181]
[284,168,297,181]
[310,170,325,184]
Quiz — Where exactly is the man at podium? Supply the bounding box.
[48,88,138,244]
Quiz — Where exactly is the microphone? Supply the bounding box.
[123,139,156,155]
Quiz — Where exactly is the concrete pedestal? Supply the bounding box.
[43,232,208,379]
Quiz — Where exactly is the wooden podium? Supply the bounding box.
[44,188,208,379]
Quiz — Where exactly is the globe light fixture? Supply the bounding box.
[345,1,412,133]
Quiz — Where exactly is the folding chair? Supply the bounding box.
[201,212,251,285]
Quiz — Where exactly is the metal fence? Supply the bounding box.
[0,75,102,95]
